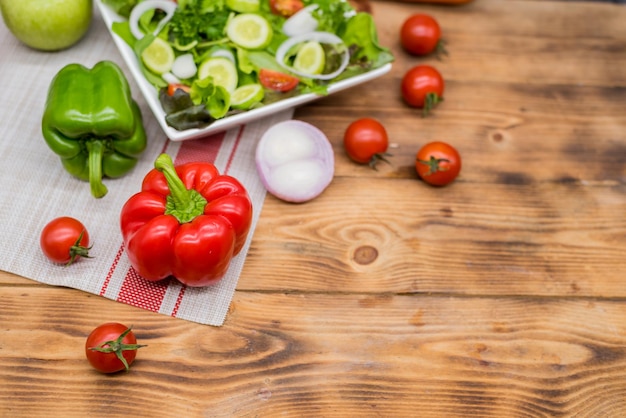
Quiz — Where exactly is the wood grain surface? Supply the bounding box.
[2,0,626,417]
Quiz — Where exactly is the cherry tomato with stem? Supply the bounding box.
[400,14,447,57]
[415,141,461,186]
[401,65,444,117]
[40,216,92,265]
[85,323,146,373]
[259,68,299,92]
[343,117,390,169]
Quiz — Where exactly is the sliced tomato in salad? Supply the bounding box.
[167,83,190,96]
[259,69,300,92]
[269,0,304,17]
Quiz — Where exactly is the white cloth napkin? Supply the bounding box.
[0,5,292,326]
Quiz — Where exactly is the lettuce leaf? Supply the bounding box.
[340,13,394,70]
[101,0,138,18]
[190,78,230,119]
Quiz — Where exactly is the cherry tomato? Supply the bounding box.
[401,65,444,116]
[85,323,146,373]
[259,68,299,92]
[415,141,461,186]
[269,0,304,17]
[166,83,190,96]
[400,14,445,57]
[343,117,390,169]
[40,216,91,265]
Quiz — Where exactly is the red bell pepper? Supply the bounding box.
[120,153,253,287]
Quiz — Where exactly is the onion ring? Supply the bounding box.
[129,0,178,40]
[275,31,350,81]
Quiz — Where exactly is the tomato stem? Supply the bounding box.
[435,39,448,60]
[423,93,443,117]
[154,153,208,224]
[369,153,392,170]
[417,156,450,176]
[88,327,147,372]
[66,230,93,266]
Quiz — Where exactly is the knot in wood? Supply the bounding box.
[353,245,378,265]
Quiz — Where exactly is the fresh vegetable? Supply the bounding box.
[41,61,147,198]
[120,153,253,287]
[197,57,239,93]
[85,323,146,373]
[259,68,300,92]
[227,0,261,13]
[167,83,191,96]
[226,13,273,50]
[401,64,444,117]
[415,141,461,186]
[270,0,304,17]
[231,83,265,109]
[40,217,91,265]
[256,120,334,203]
[275,31,349,80]
[105,0,394,131]
[101,0,139,18]
[400,14,445,57]
[141,36,175,74]
[343,117,390,169]
[128,0,177,40]
[293,40,326,75]
[282,5,319,36]
[171,53,197,79]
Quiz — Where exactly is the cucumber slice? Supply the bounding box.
[231,83,265,109]
[293,41,326,75]
[197,57,239,93]
[226,13,272,50]
[141,37,175,75]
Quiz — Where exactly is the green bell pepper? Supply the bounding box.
[42,60,147,198]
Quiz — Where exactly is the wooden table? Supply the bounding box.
[2,0,626,416]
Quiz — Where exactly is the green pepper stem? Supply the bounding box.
[154,153,208,224]
[86,140,108,198]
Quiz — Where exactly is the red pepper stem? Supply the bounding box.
[154,153,208,224]
[86,140,108,198]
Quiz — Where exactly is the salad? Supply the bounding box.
[101,0,394,131]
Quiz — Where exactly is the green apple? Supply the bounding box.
[0,0,92,51]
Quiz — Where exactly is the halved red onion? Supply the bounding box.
[255,120,335,203]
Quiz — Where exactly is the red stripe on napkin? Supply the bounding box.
[171,286,187,317]
[224,125,245,173]
[173,131,225,165]
[117,268,170,312]
[99,243,125,296]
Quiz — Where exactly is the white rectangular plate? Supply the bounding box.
[96,0,392,142]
